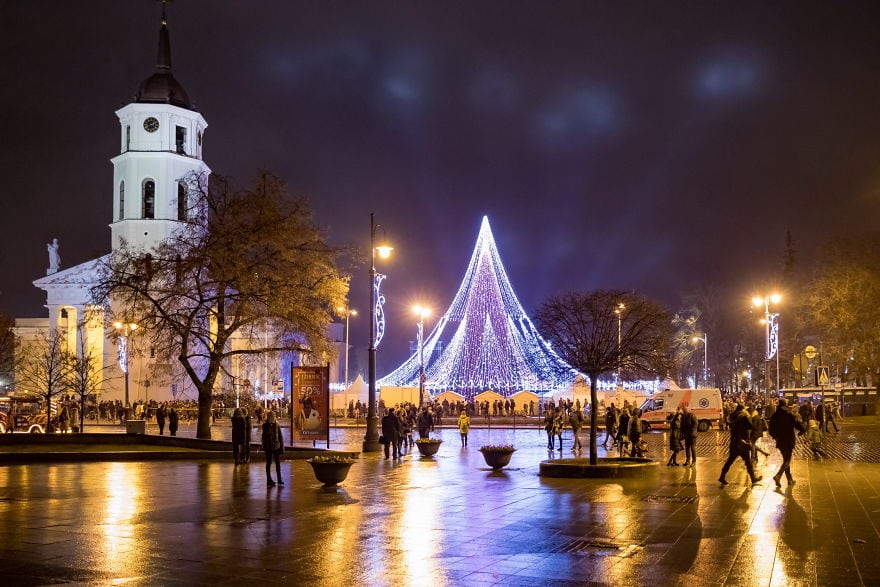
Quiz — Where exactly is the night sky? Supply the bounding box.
[2,1,879,374]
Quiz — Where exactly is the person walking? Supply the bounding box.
[381,407,402,460]
[629,409,644,457]
[824,401,840,432]
[749,405,769,462]
[168,407,179,436]
[680,405,698,466]
[666,407,683,466]
[261,412,284,486]
[552,407,565,451]
[569,405,584,452]
[718,404,762,486]
[603,405,618,448]
[617,406,631,456]
[231,408,246,465]
[457,410,471,447]
[544,409,556,450]
[768,398,805,487]
[155,402,167,435]
[806,419,824,458]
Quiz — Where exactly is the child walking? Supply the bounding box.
[806,419,824,458]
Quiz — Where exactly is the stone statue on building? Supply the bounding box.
[47,238,60,275]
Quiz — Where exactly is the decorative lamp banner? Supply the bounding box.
[767,313,779,360]
[118,339,128,374]
[292,365,330,444]
[374,273,387,348]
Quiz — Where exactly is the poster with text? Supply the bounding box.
[292,365,329,443]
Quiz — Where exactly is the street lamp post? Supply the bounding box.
[413,305,431,407]
[114,321,138,418]
[337,307,357,388]
[753,294,782,393]
[615,303,625,386]
[693,334,708,386]
[365,212,392,452]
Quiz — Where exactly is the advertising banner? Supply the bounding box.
[292,365,330,445]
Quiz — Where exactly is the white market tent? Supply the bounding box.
[330,375,368,411]
[434,390,465,404]
[510,390,540,408]
[474,390,506,404]
[379,385,420,407]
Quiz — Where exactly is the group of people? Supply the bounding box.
[600,403,647,458]
[664,405,700,466]
[719,397,832,487]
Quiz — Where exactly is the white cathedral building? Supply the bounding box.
[14,11,345,404]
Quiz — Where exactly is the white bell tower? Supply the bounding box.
[109,5,210,252]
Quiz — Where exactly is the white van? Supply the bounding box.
[638,388,723,432]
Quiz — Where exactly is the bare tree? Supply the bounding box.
[94,171,349,438]
[0,313,14,391]
[15,330,72,432]
[535,289,674,464]
[68,334,114,432]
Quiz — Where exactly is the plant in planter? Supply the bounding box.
[415,437,443,456]
[307,455,357,486]
[479,445,516,470]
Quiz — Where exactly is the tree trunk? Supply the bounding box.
[197,384,213,439]
[589,376,598,465]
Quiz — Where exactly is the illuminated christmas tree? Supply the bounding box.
[378,216,582,398]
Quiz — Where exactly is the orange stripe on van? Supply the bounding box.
[679,389,692,408]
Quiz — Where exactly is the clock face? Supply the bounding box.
[143,117,159,133]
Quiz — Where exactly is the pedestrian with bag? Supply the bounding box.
[719,404,762,486]
[261,411,284,486]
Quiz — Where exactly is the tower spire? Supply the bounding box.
[135,0,192,109]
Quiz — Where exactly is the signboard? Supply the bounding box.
[292,365,330,445]
[815,366,830,387]
[804,345,817,359]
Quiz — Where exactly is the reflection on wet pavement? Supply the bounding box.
[1,425,879,585]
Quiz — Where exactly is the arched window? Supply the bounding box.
[118,180,125,221]
[142,180,155,219]
[177,182,187,221]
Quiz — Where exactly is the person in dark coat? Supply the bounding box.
[261,411,285,486]
[168,407,179,436]
[719,404,762,485]
[768,398,806,487]
[628,409,643,457]
[680,405,698,466]
[155,402,167,435]
[417,408,433,439]
[381,407,402,460]
[231,408,246,464]
[666,407,683,466]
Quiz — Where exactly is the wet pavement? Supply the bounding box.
[1,422,879,586]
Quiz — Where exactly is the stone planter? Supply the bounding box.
[416,440,442,457]
[307,459,354,487]
[479,448,515,470]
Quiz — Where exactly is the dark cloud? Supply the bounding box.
[2,1,879,373]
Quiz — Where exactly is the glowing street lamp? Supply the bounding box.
[365,213,393,452]
[114,321,139,415]
[337,307,357,388]
[413,305,431,406]
[615,302,625,386]
[753,293,782,393]
[693,333,708,386]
